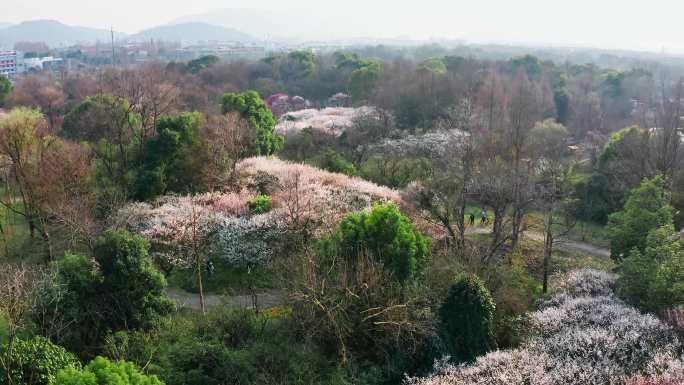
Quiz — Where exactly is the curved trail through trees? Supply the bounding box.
[168,230,610,311]
[465,227,611,257]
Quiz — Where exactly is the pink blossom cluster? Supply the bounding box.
[626,369,684,385]
[238,156,403,227]
[117,157,411,266]
[407,269,683,385]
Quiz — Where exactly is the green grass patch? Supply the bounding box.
[552,247,615,273]
[516,237,614,280]
[562,220,611,248]
[526,212,611,249]
[167,263,278,295]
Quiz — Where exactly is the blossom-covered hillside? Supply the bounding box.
[408,269,683,385]
[117,157,408,267]
[275,107,375,136]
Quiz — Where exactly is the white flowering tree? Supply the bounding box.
[408,269,683,385]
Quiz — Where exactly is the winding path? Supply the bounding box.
[168,230,610,311]
[465,227,611,257]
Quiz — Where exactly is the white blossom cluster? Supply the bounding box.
[367,129,466,159]
[275,106,375,137]
[210,214,286,266]
[238,156,406,232]
[407,269,683,385]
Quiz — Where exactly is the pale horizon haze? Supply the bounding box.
[4,0,684,53]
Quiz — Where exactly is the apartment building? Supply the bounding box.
[0,50,17,78]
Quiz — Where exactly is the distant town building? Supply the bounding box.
[0,50,18,78]
[18,55,65,73]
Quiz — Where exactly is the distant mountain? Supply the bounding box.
[128,22,254,43]
[0,20,123,48]
[173,8,332,40]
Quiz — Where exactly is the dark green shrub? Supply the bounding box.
[93,230,174,332]
[326,202,430,284]
[134,112,206,200]
[0,75,12,107]
[607,176,674,260]
[438,274,496,363]
[35,231,173,357]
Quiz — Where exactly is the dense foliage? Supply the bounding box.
[247,194,272,215]
[438,274,496,363]
[55,357,164,385]
[35,231,173,356]
[325,202,430,283]
[607,176,674,260]
[56,356,163,385]
[134,112,205,200]
[618,225,684,315]
[222,91,283,156]
[1,336,80,385]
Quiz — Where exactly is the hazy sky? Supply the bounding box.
[5,0,684,52]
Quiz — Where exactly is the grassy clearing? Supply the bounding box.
[562,220,611,248]
[518,237,614,274]
[167,262,278,295]
[525,212,611,248]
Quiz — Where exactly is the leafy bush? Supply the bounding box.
[247,194,272,215]
[35,231,173,357]
[618,225,684,315]
[438,274,496,363]
[489,252,542,349]
[607,176,674,260]
[326,202,430,283]
[0,311,9,345]
[143,307,346,385]
[1,336,80,385]
[56,356,163,385]
[93,230,174,332]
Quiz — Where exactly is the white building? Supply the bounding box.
[0,50,18,78]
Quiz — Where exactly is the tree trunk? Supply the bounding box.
[542,211,554,293]
[197,256,205,315]
[41,227,53,263]
[28,218,35,239]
